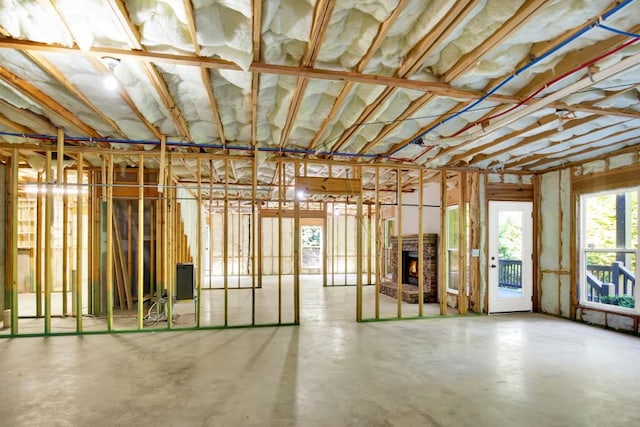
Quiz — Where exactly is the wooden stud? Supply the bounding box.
[343,201,347,286]
[278,164,283,322]
[197,158,202,327]
[10,149,19,334]
[252,146,257,320]
[35,172,42,317]
[440,171,447,316]
[158,135,166,193]
[533,174,541,313]
[75,152,83,332]
[367,203,373,287]
[44,151,52,333]
[106,154,114,330]
[418,168,424,316]
[397,169,403,318]
[127,201,133,293]
[323,203,328,287]
[356,170,363,321]
[137,155,144,329]
[459,172,468,315]
[293,164,300,325]
[375,168,381,319]
[166,157,173,328]
[223,159,229,326]
[62,168,69,315]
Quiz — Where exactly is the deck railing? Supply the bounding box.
[586,261,635,303]
[498,259,522,289]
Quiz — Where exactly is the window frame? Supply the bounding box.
[579,187,639,314]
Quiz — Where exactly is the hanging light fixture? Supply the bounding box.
[101,57,121,91]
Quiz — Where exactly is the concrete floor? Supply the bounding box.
[1,275,452,335]
[1,312,640,426]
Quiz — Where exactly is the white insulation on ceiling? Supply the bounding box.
[0,0,638,183]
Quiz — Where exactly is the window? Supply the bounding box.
[580,188,638,312]
[301,225,322,270]
[446,206,460,292]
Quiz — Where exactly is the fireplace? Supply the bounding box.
[380,234,438,303]
[402,251,419,285]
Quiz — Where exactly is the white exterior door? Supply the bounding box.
[488,201,533,313]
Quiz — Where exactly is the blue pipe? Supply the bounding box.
[390,0,636,156]
[0,130,381,159]
[596,23,640,39]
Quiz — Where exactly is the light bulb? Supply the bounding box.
[104,74,118,91]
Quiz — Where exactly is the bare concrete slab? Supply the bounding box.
[0,313,639,426]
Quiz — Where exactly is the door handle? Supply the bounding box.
[490,264,497,268]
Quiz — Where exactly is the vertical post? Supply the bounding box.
[257,200,263,289]
[166,157,173,328]
[35,172,42,317]
[196,158,202,327]
[322,203,328,287]
[375,168,381,319]
[44,151,53,333]
[252,145,257,320]
[396,168,403,319]
[331,202,335,287]
[356,169,363,322]
[75,153,83,332]
[10,150,19,334]
[127,201,133,293]
[367,203,372,286]
[418,168,424,316]
[149,201,155,301]
[343,201,347,286]
[278,163,283,323]
[62,169,69,315]
[106,154,114,330]
[439,170,447,316]
[293,163,300,324]
[209,160,214,290]
[459,172,468,315]
[223,159,229,326]
[137,155,144,329]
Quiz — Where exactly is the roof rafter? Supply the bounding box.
[306,0,409,151]
[504,119,637,168]
[106,0,191,141]
[24,51,127,138]
[327,1,481,154]
[0,99,58,134]
[444,0,547,82]
[278,0,335,148]
[525,130,640,170]
[0,65,100,137]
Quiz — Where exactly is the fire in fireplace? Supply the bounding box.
[402,251,419,285]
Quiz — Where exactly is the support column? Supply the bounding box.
[10,150,19,334]
[75,153,83,332]
[137,156,144,329]
[106,154,114,330]
[293,164,300,325]
[439,171,447,316]
[62,169,69,315]
[196,159,202,327]
[375,168,381,319]
[396,168,403,319]
[459,172,468,315]
[418,168,424,317]
[223,159,229,326]
[356,168,363,321]
[44,151,53,333]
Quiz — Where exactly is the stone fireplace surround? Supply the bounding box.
[380,234,438,303]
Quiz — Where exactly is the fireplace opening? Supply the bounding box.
[402,251,419,285]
